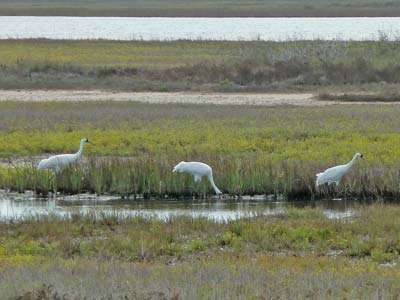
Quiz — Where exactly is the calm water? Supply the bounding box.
[0,191,357,222]
[0,16,399,41]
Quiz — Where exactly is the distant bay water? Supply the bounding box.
[0,16,399,41]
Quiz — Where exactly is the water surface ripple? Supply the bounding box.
[0,192,357,222]
[0,16,399,41]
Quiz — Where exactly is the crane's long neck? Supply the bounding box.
[344,154,358,170]
[207,173,221,195]
[73,140,85,161]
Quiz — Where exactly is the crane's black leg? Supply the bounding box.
[47,169,51,195]
[48,170,57,198]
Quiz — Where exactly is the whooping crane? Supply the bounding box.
[38,138,92,173]
[316,153,363,187]
[173,161,222,195]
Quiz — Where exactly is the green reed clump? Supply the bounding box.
[2,156,400,198]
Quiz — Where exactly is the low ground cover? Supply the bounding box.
[1,205,400,299]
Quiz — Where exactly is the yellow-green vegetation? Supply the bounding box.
[0,40,230,68]
[1,206,400,299]
[0,101,400,196]
[1,0,400,17]
[1,39,400,91]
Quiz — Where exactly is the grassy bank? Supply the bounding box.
[1,205,400,299]
[2,0,400,17]
[1,39,400,92]
[319,92,400,102]
[0,101,400,197]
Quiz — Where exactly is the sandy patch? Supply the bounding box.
[0,90,327,106]
[1,90,399,106]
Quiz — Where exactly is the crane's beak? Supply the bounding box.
[87,141,94,145]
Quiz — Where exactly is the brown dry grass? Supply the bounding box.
[318,92,400,102]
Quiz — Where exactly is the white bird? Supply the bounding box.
[173,161,222,195]
[38,138,92,173]
[316,152,363,187]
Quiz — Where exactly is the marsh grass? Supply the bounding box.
[1,39,400,91]
[3,157,399,198]
[5,256,400,299]
[1,205,400,263]
[2,206,400,299]
[1,102,400,197]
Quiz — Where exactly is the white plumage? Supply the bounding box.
[173,161,222,195]
[38,138,91,173]
[316,152,363,187]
